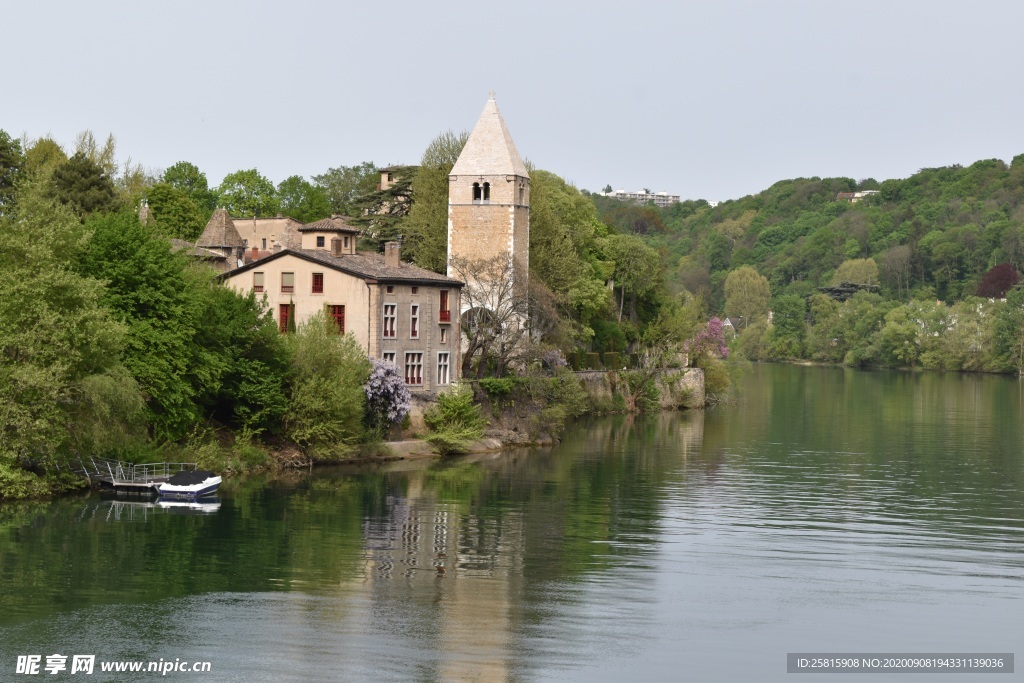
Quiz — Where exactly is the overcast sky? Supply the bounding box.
[6,0,1023,202]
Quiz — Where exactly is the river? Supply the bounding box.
[1,364,1022,681]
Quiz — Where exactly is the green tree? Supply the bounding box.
[51,152,119,218]
[602,233,661,322]
[724,266,771,323]
[313,161,378,216]
[24,137,67,177]
[73,131,117,178]
[0,130,24,215]
[0,180,142,494]
[831,257,880,286]
[217,168,279,218]
[284,314,371,460]
[994,286,1024,374]
[163,161,216,211]
[768,294,806,358]
[277,175,332,223]
[190,281,289,434]
[146,183,207,240]
[350,165,416,247]
[402,130,468,272]
[75,211,206,439]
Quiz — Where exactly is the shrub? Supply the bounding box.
[602,352,622,369]
[423,385,486,456]
[284,314,371,461]
[585,352,602,370]
[478,377,519,397]
[364,357,411,438]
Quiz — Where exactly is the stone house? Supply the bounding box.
[232,215,304,254]
[222,238,464,392]
[194,208,246,272]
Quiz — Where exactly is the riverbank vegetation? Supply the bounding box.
[18,128,1022,498]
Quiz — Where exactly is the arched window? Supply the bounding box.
[482,182,490,202]
[472,182,481,202]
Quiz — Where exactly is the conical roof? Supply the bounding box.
[450,94,529,178]
[197,208,244,248]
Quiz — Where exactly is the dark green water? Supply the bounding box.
[2,364,1022,682]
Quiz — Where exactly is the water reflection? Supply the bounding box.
[1,367,1023,681]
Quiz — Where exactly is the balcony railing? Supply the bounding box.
[439,310,451,323]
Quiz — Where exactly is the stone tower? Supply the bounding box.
[447,94,530,312]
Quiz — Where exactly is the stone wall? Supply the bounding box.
[575,367,705,410]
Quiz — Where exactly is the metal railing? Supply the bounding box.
[83,457,197,483]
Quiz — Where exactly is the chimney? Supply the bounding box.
[251,247,259,259]
[384,241,400,268]
[271,242,282,254]
[331,237,342,257]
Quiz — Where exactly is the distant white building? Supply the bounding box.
[602,188,680,207]
[835,190,880,203]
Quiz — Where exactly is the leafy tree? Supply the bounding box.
[163,161,216,211]
[75,211,206,439]
[0,180,142,491]
[994,286,1024,374]
[768,294,807,358]
[145,183,207,240]
[724,266,771,323]
[284,313,371,460]
[190,281,289,434]
[350,165,415,247]
[24,137,67,176]
[831,258,880,286]
[51,152,119,218]
[602,233,661,322]
[976,263,1019,298]
[402,130,468,272]
[277,175,332,223]
[0,130,24,214]
[313,161,378,216]
[73,131,118,178]
[217,168,279,218]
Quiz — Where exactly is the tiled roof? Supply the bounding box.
[223,248,463,286]
[450,94,529,178]
[196,208,244,248]
[299,215,361,233]
[170,239,227,260]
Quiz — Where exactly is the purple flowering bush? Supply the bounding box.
[684,317,729,365]
[364,357,411,436]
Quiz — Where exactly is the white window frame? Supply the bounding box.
[436,352,450,386]
[410,304,420,339]
[382,351,396,364]
[405,352,423,386]
[383,303,397,338]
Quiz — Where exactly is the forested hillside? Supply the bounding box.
[592,154,1024,372]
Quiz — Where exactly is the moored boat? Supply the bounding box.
[157,470,221,499]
